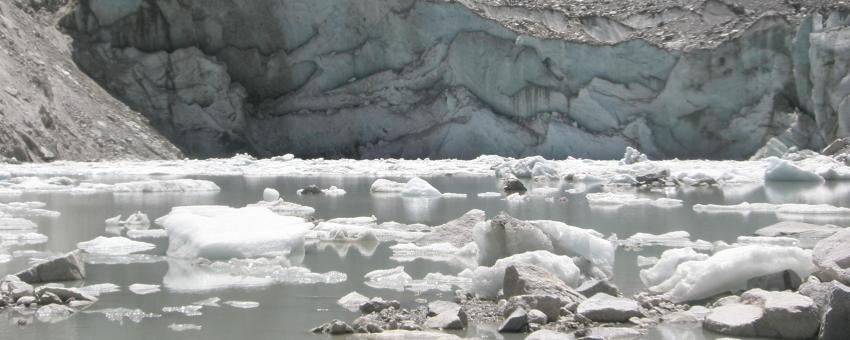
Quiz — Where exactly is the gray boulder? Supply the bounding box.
[359,297,400,314]
[576,279,620,298]
[15,250,85,284]
[799,280,850,340]
[813,228,850,285]
[746,269,802,291]
[35,304,76,324]
[755,221,842,248]
[576,293,644,323]
[424,308,467,330]
[501,174,527,192]
[527,309,547,324]
[36,286,97,303]
[498,307,528,333]
[427,300,461,316]
[703,289,819,339]
[504,295,562,322]
[503,264,584,304]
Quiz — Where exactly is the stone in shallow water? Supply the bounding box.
[576,293,643,323]
[498,307,527,333]
[35,304,75,323]
[423,309,466,330]
[703,289,819,339]
[15,250,85,283]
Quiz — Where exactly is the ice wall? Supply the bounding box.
[65,0,850,159]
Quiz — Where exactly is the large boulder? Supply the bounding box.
[799,280,850,340]
[703,289,819,339]
[14,250,85,283]
[424,307,467,330]
[755,221,842,248]
[813,228,850,285]
[576,293,644,323]
[576,279,620,298]
[498,307,528,333]
[503,264,584,303]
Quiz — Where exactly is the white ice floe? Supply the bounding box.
[390,242,478,269]
[192,297,221,307]
[636,255,658,268]
[128,283,161,295]
[83,253,164,265]
[764,157,824,182]
[694,202,850,222]
[163,258,346,292]
[121,212,151,228]
[111,179,220,193]
[441,192,468,198]
[127,229,169,239]
[640,248,710,288]
[169,323,202,332]
[311,221,423,243]
[337,291,370,312]
[401,177,441,197]
[494,156,556,178]
[586,193,683,209]
[476,192,502,198]
[77,236,156,255]
[162,305,203,316]
[364,266,413,292]
[621,231,713,250]
[0,202,60,218]
[505,193,527,203]
[370,179,406,193]
[0,215,37,230]
[263,188,280,202]
[735,236,799,247]
[84,308,161,324]
[322,186,347,196]
[649,245,816,303]
[460,250,581,298]
[326,216,378,225]
[159,206,312,259]
[224,300,259,309]
[79,283,121,297]
[0,232,48,246]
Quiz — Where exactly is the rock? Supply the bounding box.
[17,295,37,306]
[424,308,467,330]
[527,309,547,324]
[398,320,421,331]
[576,279,620,298]
[635,169,670,186]
[813,228,850,285]
[799,280,850,340]
[755,221,842,248]
[7,278,34,301]
[498,307,528,333]
[427,300,460,316]
[35,304,75,323]
[505,295,562,322]
[37,292,62,305]
[36,286,98,303]
[503,264,584,304]
[299,185,322,195]
[352,316,384,333]
[501,174,527,193]
[822,137,850,156]
[704,289,819,339]
[359,297,401,314]
[316,320,354,335]
[746,269,802,291]
[14,250,85,283]
[576,293,644,323]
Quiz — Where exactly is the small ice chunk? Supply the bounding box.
[192,297,221,307]
[364,266,413,291]
[620,146,648,165]
[77,236,156,255]
[111,179,221,193]
[105,215,122,225]
[79,283,121,297]
[263,188,280,202]
[164,258,346,292]
[122,212,150,228]
[337,291,370,312]
[0,232,48,246]
[128,284,161,295]
[735,236,799,247]
[159,206,312,259]
[224,300,259,309]
[84,308,161,324]
[0,216,36,230]
[764,157,824,182]
[322,186,346,196]
[370,179,406,193]
[441,192,467,198]
[390,242,478,269]
[401,177,441,197]
[326,216,377,225]
[650,245,816,303]
[169,323,202,332]
[505,193,527,203]
[622,231,713,250]
[586,193,682,209]
[476,192,502,198]
[0,201,60,218]
[312,221,422,243]
[162,305,203,316]
[127,229,168,239]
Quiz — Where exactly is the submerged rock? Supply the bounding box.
[15,250,85,283]
[576,293,644,323]
[704,289,819,339]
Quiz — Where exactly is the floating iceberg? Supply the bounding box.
[159,206,312,259]
[311,221,423,243]
[370,179,406,193]
[622,231,713,250]
[128,283,161,295]
[0,202,60,218]
[640,247,710,288]
[401,177,441,197]
[0,232,48,246]
[127,229,168,239]
[649,245,816,303]
[111,179,221,193]
[77,236,156,255]
[476,192,502,198]
[364,266,413,291]
[764,157,824,182]
[163,258,346,292]
[586,193,682,209]
[169,324,202,332]
[79,283,121,297]
[460,250,581,298]
[224,300,259,309]
[390,242,478,269]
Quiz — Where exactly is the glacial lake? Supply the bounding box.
[2,174,850,340]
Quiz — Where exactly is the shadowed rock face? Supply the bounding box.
[61,0,850,160]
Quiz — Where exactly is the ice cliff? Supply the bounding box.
[62,0,850,159]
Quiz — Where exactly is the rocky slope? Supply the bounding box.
[0,0,181,162]
[11,0,850,160]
